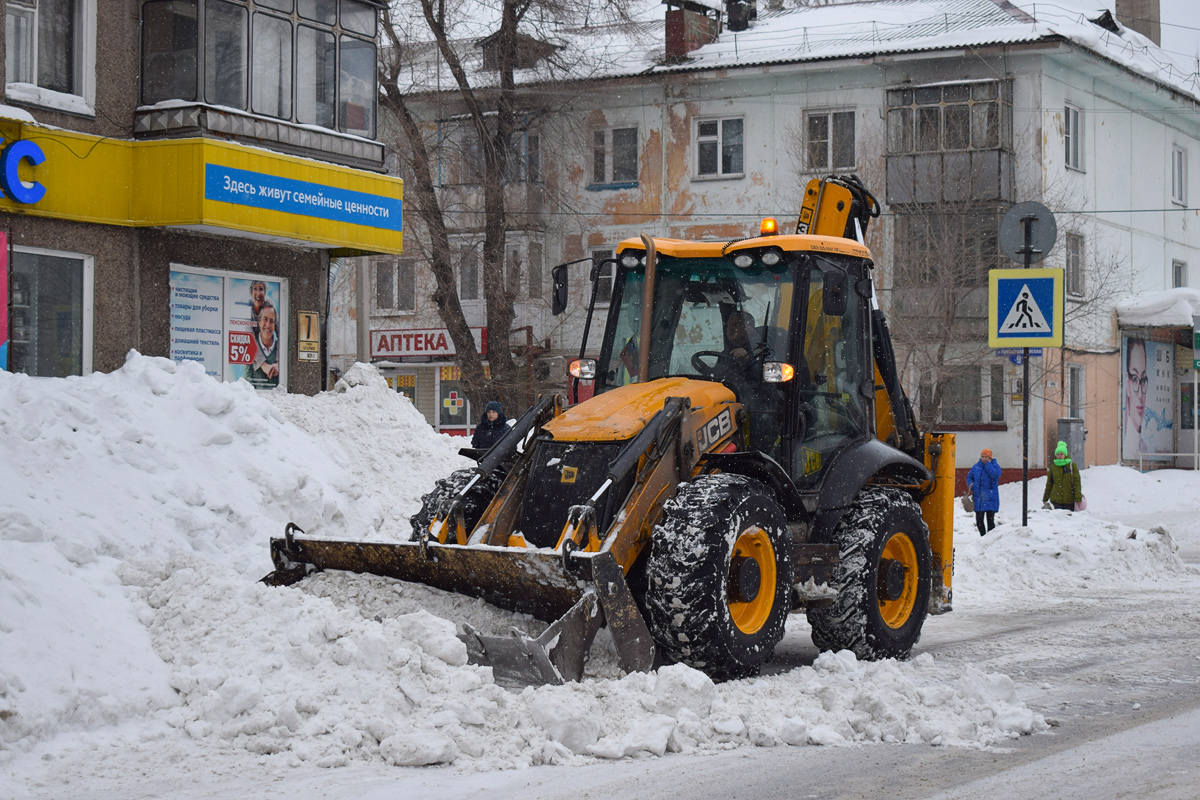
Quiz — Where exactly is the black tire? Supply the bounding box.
[644,474,793,681]
[408,468,502,542]
[806,487,932,660]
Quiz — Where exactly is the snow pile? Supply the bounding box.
[0,354,459,754]
[953,466,1197,606]
[1116,287,1200,328]
[3,354,1195,783]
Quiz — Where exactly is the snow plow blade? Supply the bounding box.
[262,526,655,685]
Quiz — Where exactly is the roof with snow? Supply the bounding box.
[1116,287,1200,328]
[397,0,1200,106]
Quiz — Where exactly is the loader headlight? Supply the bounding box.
[762,362,794,383]
[619,253,643,268]
[569,358,597,379]
[761,249,782,266]
[732,253,754,268]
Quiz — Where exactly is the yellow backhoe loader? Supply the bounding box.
[263,176,956,685]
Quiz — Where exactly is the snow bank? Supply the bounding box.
[15,354,1199,779]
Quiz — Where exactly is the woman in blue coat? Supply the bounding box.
[966,448,1001,536]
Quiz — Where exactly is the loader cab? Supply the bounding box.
[595,236,875,489]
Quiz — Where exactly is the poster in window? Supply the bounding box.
[1122,338,1173,461]
[169,266,288,389]
[227,277,284,389]
[169,270,226,379]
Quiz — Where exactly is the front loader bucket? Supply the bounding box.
[263,528,655,684]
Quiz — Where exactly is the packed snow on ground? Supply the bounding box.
[1,353,1196,794]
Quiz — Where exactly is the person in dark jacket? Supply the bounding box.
[471,401,508,450]
[966,448,1001,536]
[1043,440,1083,510]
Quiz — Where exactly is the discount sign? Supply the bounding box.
[228,331,257,365]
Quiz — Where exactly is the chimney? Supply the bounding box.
[664,0,721,62]
[726,0,755,32]
[1115,0,1160,45]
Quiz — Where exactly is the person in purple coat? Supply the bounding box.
[966,448,1001,536]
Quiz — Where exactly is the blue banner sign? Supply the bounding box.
[205,164,402,231]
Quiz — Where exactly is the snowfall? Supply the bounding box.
[1,353,1197,798]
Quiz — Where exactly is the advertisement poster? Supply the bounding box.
[226,277,284,389]
[169,270,225,379]
[1122,337,1174,462]
[169,266,288,390]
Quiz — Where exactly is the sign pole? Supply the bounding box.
[1019,215,1037,526]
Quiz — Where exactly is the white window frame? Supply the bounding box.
[456,245,480,303]
[805,109,856,171]
[372,257,416,315]
[9,244,95,374]
[1172,145,1188,206]
[1173,259,1188,289]
[4,0,97,114]
[1064,103,1082,171]
[591,126,639,186]
[694,115,745,179]
[1065,232,1085,298]
[1067,363,1086,420]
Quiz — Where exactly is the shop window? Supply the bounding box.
[6,247,93,378]
[1065,233,1085,297]
[591,126,638,187]
[591,248,614,305]
[5,0,96,107]
[374,257,414,313]
[1064,103,1082,170]
[805,110,854,171]
[167,265,289,390]
[696,116,744,177]
[438,369,471,430]
[140,0,377,137]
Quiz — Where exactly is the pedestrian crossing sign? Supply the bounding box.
[988,268,1063,348]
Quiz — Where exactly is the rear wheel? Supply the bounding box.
[644,474,793,681]
[807,487,931,660]
[408,468,502,542]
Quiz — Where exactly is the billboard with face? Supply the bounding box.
[1122,337,1173,462]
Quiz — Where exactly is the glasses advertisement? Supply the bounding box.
[169,266,288,390]
[1122,337,1173,462]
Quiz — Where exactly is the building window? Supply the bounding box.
[6,247,94,377]
[918,365,1006,425]
[1064,103,1082,170]
[696,117,744,177]
[806,110,854,170]
[458,247,478,301]
[591,126,638,186]
[1065,233,1085,297]
[592,248,615,304]
[374,257,415,313]
[988,364,1005,422]
[1172,146,1187,206]
[1068,364,1085,420]
[140,0,377,137]
[1173,259,1188,288]
[508,131,540,183]
[5,0,95,106]
[887,82,1011,155]
[527,241,543,299]
[894,208,1001,286]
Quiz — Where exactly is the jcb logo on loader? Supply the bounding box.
[561,466,578,484]
[696,408,734,452]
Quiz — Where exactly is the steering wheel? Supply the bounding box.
[691,350,734,380]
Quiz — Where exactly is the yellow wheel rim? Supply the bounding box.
[878,531,918,629]
[729,526,777,635]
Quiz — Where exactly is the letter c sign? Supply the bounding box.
[0,139,47,204]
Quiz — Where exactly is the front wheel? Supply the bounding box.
[806,487,932,660]
[644,474,793,681]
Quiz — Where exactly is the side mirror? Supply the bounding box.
[551,264,568,316]
[822,269,848,316]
